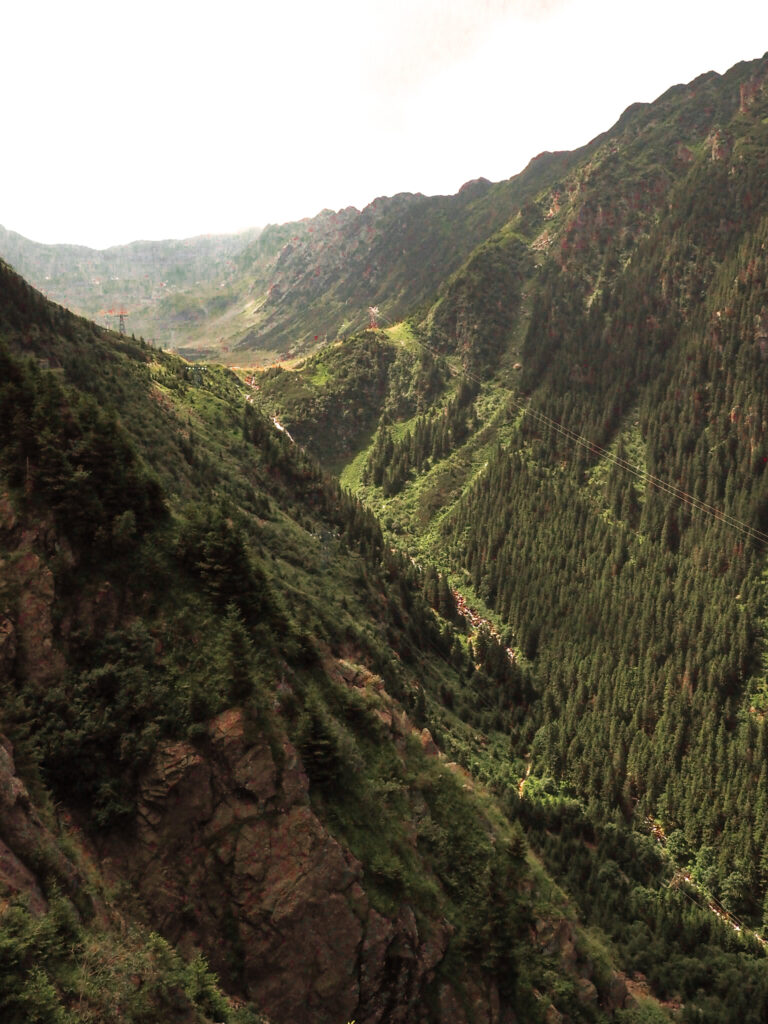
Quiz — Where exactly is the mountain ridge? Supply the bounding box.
[0,152,585,361]
[3,51,767,366]
[251,51,768,1009]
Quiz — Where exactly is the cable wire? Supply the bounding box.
[375,318,768,548]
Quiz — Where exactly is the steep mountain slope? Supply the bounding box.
[6,55,766,376]
[256,58,768,459]
[0,260,671,1023]
[448,52,768,911]
[252,52,768,1021]
[6,47,768,1024]
[229,156,576,360]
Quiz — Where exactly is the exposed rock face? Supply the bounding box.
[0,735,81,914]
[0,615,15,680]
[12,551,62,687]
[117,704,625,1023]
[707,129,732,162]
[0,496,87,913]
[0,490,633,1021]
[0,493,66,689]
[111,708,456,1024]
[0,738,47,914]
[740,66,768,113]
[533,917,629,1017]
[676,143,694,163]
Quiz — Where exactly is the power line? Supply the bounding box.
[511,399,768,546]
[380,319,768,548]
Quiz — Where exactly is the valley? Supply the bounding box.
[2,49,768,1024]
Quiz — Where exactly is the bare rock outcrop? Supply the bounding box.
[0,493,66,689]
[533,917,629,1016]
[12,551,63,687]
[0,735,81,913]
[110,708,456,1024]
[740,65,768,113]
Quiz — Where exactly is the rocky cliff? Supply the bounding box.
[108,706,455,1024]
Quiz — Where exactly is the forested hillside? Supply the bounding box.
[252,51,768,1021]
[438,53,768,899]
[0,259,682,1024]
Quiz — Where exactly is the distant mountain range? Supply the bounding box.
[2,154,580,362]
[0,224,261,353]
[6,54,767,370]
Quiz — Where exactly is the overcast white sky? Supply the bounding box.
[3,0,768,249]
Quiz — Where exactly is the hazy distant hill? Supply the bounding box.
[0,224,260,350]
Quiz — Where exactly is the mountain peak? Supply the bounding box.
[458,176,491,195]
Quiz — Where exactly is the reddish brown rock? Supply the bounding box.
[676,143,694,163]
[0,735,80,909]
[740,68,767,112]
[419,727,440,758]
[0,616,16,676]
[604,972,629,1011]
[708,129,732,162]
[110,707,462,1024]
[0,837,46,914]
[0,493,17,533]
[436,978,517,1024]
[12,554,65,687]
[544,1005,565,1024]
[576,976,598,1006]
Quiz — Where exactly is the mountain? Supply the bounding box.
[5,54,768,378]
[4,48,768,1024]
[1,155,578,363]
[225,158,577,360]
[0,225,261,354]
[0,258,667,1023]
[252,50,768,1019]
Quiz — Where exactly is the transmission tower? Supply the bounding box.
[368,305,379,330]
[101,308,130,334]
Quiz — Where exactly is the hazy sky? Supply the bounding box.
[4,0,768,249]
